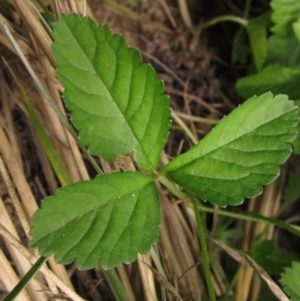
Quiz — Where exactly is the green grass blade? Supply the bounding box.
[3,59,71,186]
[24,98,71,186]
[3,256,48,301]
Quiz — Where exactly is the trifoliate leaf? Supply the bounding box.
[280,262,300,301]
[52,14,170,172]
[163,93,298,206]
[271,0,300,37]
[236,65,300,100]
[30,172,160,269]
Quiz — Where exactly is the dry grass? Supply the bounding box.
[0,1,297,301]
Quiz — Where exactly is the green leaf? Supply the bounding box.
[271,0,300,37]
[246,12,270,71]
[284,172,300,203]
[257,282,278,301]
[264,35,300,69]
[52,14,170,172]
[280,261,300,301]
[163,93,298,206]
[231,27,250,64]
[292,100,300,154]
[236,65,300,100]
[293,18,300,41]
[249,240,295,276]
[30,171,160,270]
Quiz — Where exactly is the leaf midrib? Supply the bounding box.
[165,107,296,172]
[62,18,155,171]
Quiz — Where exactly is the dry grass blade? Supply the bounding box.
[0,248,31,301]
[138,254,158,301]
[212,238,289,301]
[177,0,192,28]
[0,155,31,235]
[10,0,54,66]
[157,0,177,28]
[0,197,46,301]
[236,176,285,301]
[0,223,85,301]
[144,262,183,301]
[159,189,205,300]
[0,1,94,299]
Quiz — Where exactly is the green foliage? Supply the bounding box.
[284,171,300,203]
[232,12,270,70]
[280,261,300,301]
[292,100,300,153]
[293,18,300,41]
[30,171,159,270]
[30,14,298,271]
[52,14,170,172]
[249,240,295,276]
[246,12,270,71]
[235,0,300,156]
[236,66,300,100]
[232,28,250,64]
[265,35,300,68]
[257,282,278,301]
[163,93,298,206]
[235,0,300,99]
[271,0,300,37]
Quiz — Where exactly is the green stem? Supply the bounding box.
[103,0,137,17]
[197,204,300,237]
[173,110,219,125]
[34,0,55,23]
[199,15,248,31]
[190,194,216,301]
[158,174,187,199]
[243,0,252,19]
[171,111,198,145]
[158,175,216,300]
[3,256,48,301]
[103,269,131,301]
